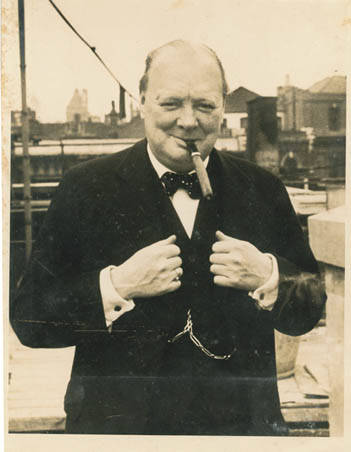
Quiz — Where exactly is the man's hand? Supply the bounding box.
[210,231,272,291]
[111,235,182,299]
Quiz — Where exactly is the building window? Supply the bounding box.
[328,104,340,131]
[240,117,248,129]
[277,116,282,130]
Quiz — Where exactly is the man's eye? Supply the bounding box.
[197,103,215,112]
[160,103,179,110]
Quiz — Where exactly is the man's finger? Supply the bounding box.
[210,264,228,276]
[171,268,183,280]
[167,256,182,270]
[209,253,229,264]
[176,267,183,278]
[164,244,181,257]
[168,280,182,293]
[212,241,231,253]
[213,275,231,287]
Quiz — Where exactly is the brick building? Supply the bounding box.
[277,75,346,134]
[277,75,346,179]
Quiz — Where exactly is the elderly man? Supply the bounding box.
[11,40,326,435]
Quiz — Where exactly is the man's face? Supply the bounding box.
[141,47,225,173]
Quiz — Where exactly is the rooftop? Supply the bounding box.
[309,75,346,94]
[225,86,260,113]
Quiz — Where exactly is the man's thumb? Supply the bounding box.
[159,234,177,245]
[216,230,230,241]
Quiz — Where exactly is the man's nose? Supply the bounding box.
[177,105,198,129]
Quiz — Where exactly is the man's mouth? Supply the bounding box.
[171,136,201,148]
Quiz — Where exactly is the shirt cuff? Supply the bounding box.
[100,265,135,330]
[248,254,279,311]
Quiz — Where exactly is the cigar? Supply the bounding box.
[185,140,213,200]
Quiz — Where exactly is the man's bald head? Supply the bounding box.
[139,40,226,173]
[139,40,229,99]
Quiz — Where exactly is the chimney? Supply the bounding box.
[82,89,88,109]
[119,85,126,119]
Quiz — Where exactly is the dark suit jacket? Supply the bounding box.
[11,139,326,435]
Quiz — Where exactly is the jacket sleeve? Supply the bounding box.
[269,178,327,336]
[10,170,109,348]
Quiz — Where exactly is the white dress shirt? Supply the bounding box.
[100,147,279,329]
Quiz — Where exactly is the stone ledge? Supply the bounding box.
[308,206,345,268]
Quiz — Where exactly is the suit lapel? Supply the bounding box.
[215,151,273,251]
[215,151,251,240]
[116,140,166,245]
[117,140,190,248]
[191,149,255,245]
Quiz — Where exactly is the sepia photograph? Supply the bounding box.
[2,0,349,449]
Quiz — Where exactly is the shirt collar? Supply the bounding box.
[147,143,209,178]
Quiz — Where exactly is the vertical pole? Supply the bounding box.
[303,177,309,191]
[129,95,133,121]
[18,0,32,262]
[60,139,65,176]
[292,87,296,131]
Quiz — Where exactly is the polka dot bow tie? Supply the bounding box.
[161,171,202,199]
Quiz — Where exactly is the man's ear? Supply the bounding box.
[219,96,226,123]
[140,93,146,118]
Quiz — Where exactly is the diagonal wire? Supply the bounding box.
[48,0,139,103]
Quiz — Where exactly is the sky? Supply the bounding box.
[4,0,349,122]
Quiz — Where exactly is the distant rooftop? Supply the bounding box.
[225,86,260,113]
[309,75,346,94]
